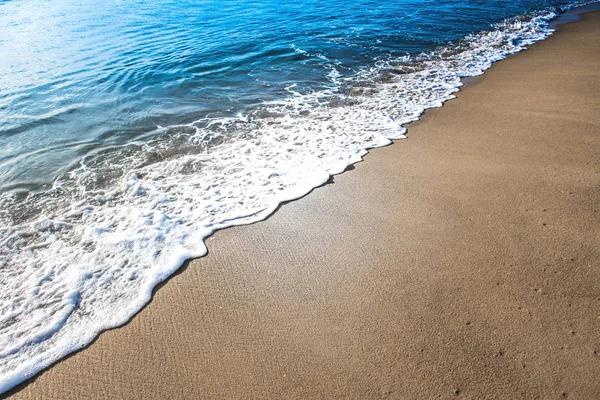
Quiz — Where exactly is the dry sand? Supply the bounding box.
[6,8,600,400]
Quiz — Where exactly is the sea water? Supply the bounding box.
[0,0,596,392]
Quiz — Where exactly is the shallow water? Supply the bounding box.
[0,0,587,191]
[0,0,596,393]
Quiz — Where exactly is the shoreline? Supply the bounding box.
[0,5,572,393]
[6,6,600,400]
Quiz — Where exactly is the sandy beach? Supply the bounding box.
[6,8,600,400]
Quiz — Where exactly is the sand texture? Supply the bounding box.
[6,9,600,400]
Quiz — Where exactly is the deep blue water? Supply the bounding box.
[0,0,586,191]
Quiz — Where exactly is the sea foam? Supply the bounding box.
[0,4,591,394]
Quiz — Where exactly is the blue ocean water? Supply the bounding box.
[0,0,595,393]
[0,0,588,191]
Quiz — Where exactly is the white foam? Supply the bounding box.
[0,5,592,394]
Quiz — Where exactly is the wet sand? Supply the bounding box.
[7,8,600,400]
